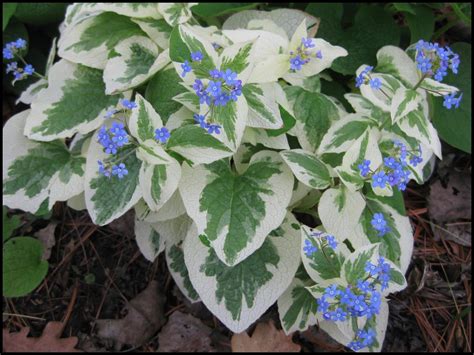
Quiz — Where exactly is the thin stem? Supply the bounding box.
[413,73,428,90]
[16,54,47,80]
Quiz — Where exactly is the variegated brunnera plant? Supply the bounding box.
[2,3,463,352]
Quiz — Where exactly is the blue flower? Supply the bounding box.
[303,239,317,257]
[369,78,382,89]
[6,62,17,73]
[213,92,229,106]
[155,127,170,143]
[371,213,388,234]
[98,160,111,178]
[290,55,304,71]
[222,69,237,85]
[315,50,323,59]
[193,79,204,93]
[365,261,380,277]
[23,64,35,75]
[326,235,338,249]
[416,54,432,73]
[358,159,371,177]
[355,66,374,88]
[317,297,330,312]
[191,51,203,62]
[15,38,27,49]
[206,80,222,97]
[3,48,14,60]
[209,68,222,79]
[301,37,315,48]
[331,308,347,321]
[121,99,137,110]
[104,141,118,155]
[324,284,341,298]
[371,171,388,189]
[383,157,397,169]
[111,124,129,147]
[181,60,192,77]
[112,163,128,179]
[443,92,462,109]
[357,280,371,292]
[207,124,221,135]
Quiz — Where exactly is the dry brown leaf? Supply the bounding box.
[158,311,215,352]
[35,222,58,260]
[95,280,166,350]
[428,171,471,223]
[3,321,81,352]
[231,321,301,352]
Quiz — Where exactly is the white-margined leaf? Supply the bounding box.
[15,79,48,106]
[277,266,318,334]
[300,226,350,285]
[169,24,219,83]
[419,78,459,96]
[139,157,181,212]
[104,36,170,94]
[390,88,422,124]
[58,12,147,69]
[318,186,366,246]
[290,91,345,153]
[167,125,234,165]
[396,106,442,158]
[84,124,142,226]
[223,8,318,42]
[242,127,290,150]
[135,189,186,224]
[317,113,376,155]
[24,60,127,141]
[179,150,293,266]
[158,3,196,26]
[375,45,419,87]
[243,83,284,129]
[134,217,165,262]
[132,18,173,49]
[163,214,200,302]
[280,149,331,189]
[3,110,86,213]
[359,193,413,274]
[183,212,301,333]
[335,127,383,192]
[357,69,405,112]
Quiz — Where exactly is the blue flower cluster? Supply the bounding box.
[3,39,36,82]
[193,114,221,134]
[289,37,323,71]
[365,256,392,291]
[415,40,460,81]
[355,66,382,89]
[443,92,462,110]
[360,141,423,191]
[348,328,377,351]
[98,123,129,155]
[192,69,242,108]
[303,239,317,256]
[371,213,390,237]
[316,256,393,350]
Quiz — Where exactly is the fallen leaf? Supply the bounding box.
[35,222,58,260]
[231,321,301,352]
[95,280,166,350]
[428,171,471,223]
[158,311,215,352]
[433,222,471,247]
[3,321,81,352]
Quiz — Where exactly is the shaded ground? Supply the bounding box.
[2,138,471,352]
